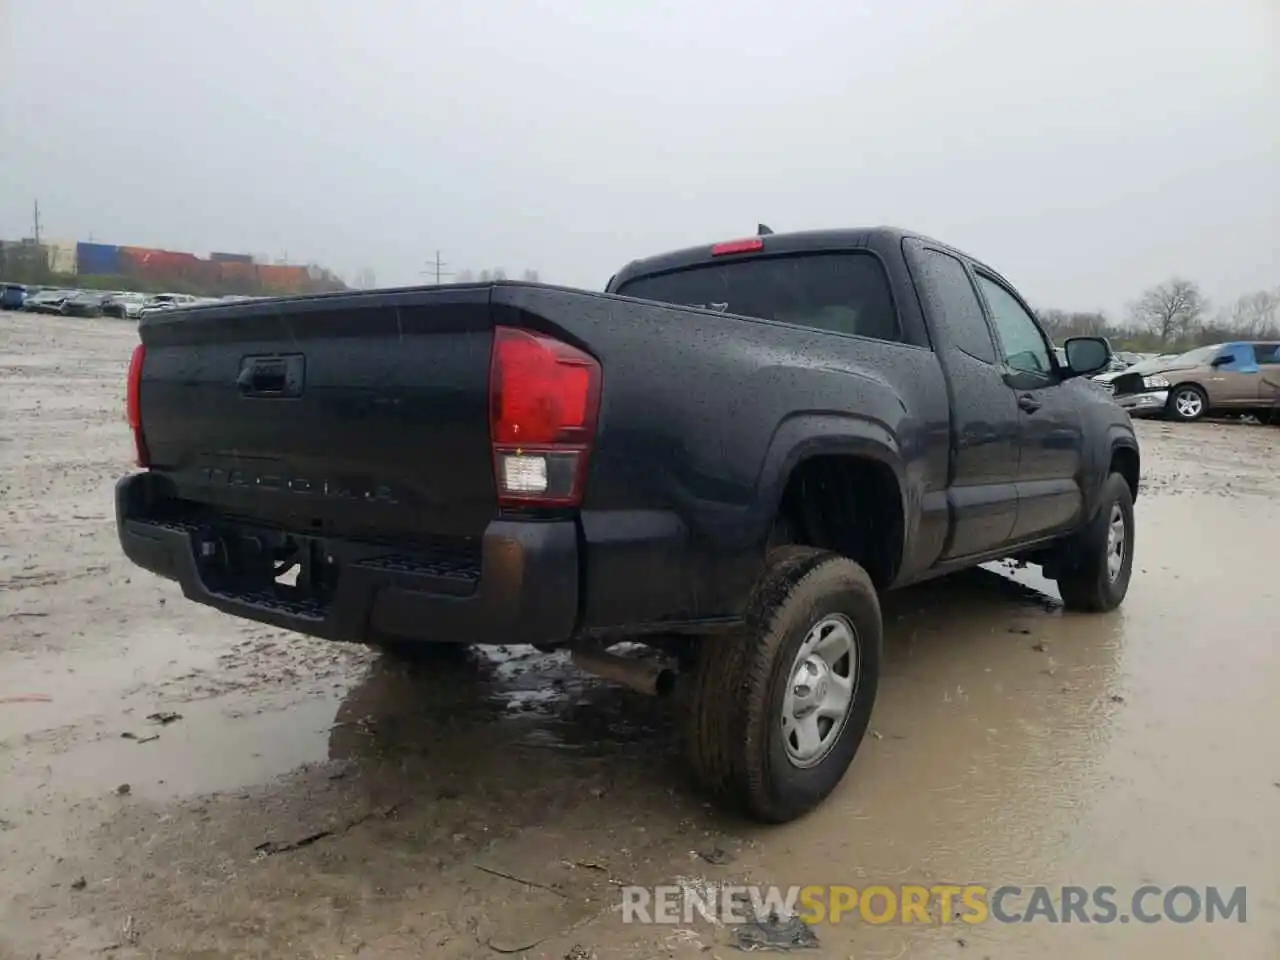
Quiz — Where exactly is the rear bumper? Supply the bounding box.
[1115,389,1168,416]
[115,472,579,647]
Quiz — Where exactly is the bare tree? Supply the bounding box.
[477,269,492,282]
[521,268,540,283]
[1037,309,1109,341]
[1072,311,1109,337]
[455,268,475,284]
[492,267,508,281]
[1231,289,1280,338]
[1128,278,1207,346]
[354,267,377,289]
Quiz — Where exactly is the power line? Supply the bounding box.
[421,250,454,285]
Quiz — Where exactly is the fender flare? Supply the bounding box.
[1107,432,1140,493]
[752,412,910,560]
[1079,428,1140,521]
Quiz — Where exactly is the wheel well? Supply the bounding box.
[1171,381,1206,398]
[1111,446,1139,502]
[774,455,903,588]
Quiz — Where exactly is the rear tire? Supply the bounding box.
[1053,472,1134,612]
[1167,384,1207,422]
[683,548,882,823]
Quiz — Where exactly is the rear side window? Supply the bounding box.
[913,248,996,363]
[1251,342,1280,365]
[616,252,904,345]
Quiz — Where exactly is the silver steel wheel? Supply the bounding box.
[1174,389,1203,419]
[1105,503,1126,583]
[781,614,859,769]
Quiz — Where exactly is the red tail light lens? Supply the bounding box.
[490,326,601,506]
[126,343,150,467]
[711,237,764,256]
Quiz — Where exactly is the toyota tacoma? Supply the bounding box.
[115,227,1140,822]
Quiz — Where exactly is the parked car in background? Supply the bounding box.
[61,290,116,317]
[102,292,149,320]
[139,293,200,317]
[1096,341,1280,421]
[23,289,76,314]
[2,282,28,310]
[1060,347,1117,398]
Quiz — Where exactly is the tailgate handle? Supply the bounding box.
[238,354,304,398]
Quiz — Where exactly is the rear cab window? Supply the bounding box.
[614,252,905,346]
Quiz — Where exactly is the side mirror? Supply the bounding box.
[1062,336,1111,377]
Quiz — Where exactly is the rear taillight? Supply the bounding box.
[489,326,601,507]
[126,343,150,467]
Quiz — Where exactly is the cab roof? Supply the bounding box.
[607,226,989,292]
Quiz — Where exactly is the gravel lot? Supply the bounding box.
[2,312,1277,959]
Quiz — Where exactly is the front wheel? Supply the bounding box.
[1167,384,1208,421]
[684,548,883,823]
[1053,472,1135,612]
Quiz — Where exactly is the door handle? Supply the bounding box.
[1017,393,1041,413]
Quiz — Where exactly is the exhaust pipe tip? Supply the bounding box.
[571,646,677,698]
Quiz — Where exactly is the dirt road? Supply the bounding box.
[2,313,1277,959]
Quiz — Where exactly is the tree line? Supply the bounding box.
[1038,280,1279,353]
[453,268,540,283]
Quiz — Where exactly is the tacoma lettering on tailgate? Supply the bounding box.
[200,467,398,505]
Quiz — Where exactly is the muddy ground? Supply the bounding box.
[1,312,1277,959]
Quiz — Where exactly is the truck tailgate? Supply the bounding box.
[137,286,497,542]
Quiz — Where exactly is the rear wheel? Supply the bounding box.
[1167,384,1207,421]
[684,547,882,823]
[1053,472,1134,612]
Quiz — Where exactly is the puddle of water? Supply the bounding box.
[1,687,344,803]
[0,624,223,742]
[328,644,673,764]
[1,635,672,807]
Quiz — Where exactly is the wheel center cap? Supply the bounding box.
[793,656,830,713]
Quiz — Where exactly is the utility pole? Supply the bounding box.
[422,250,453,285]
[32,200,42,246]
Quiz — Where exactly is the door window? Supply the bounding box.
[1212,345,1257,372]
[974,274,1053,376]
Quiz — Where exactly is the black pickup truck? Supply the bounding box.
[116,227,1139,822]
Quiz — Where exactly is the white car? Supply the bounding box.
[139,293,199,317]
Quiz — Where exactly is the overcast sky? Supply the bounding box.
[2,0,1276,314]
